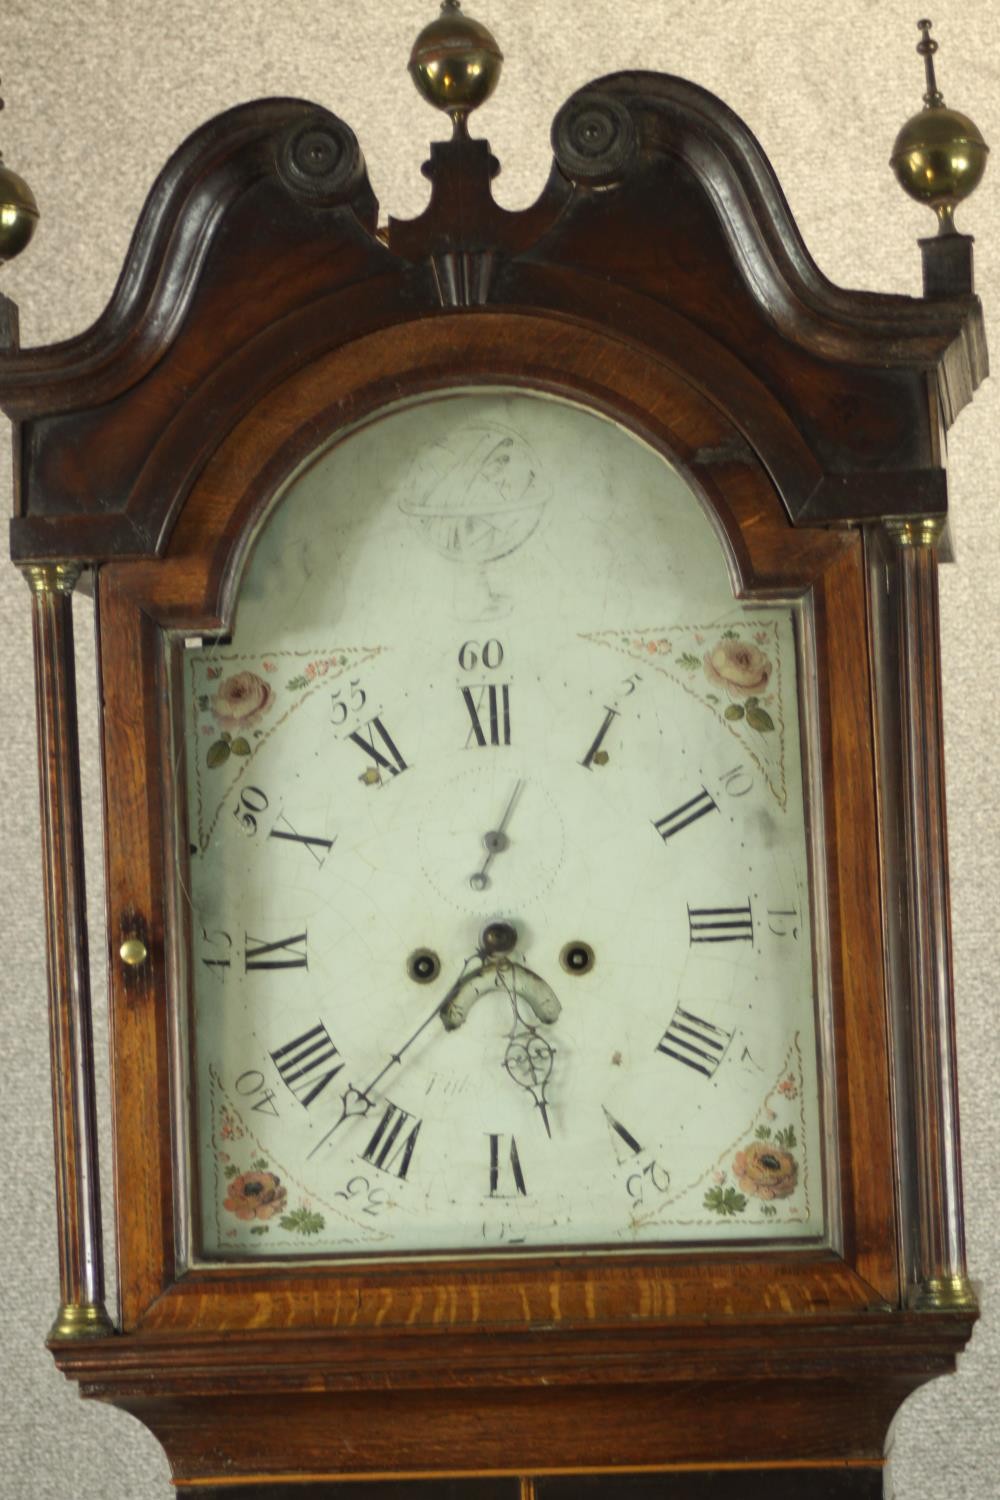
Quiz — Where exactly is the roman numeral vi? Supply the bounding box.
[489,1133,527,1197]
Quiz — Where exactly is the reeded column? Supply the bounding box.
[22,562,114,1339]
[886,517,976,1312]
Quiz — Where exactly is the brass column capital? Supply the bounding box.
[885,515,947,549]
[20,561,83,596]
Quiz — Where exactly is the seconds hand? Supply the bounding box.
[307,959,480,1159]
[470,777,524,891]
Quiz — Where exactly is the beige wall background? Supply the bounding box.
[0,2,996,1495]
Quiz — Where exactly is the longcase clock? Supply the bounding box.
[1,6,990,1497]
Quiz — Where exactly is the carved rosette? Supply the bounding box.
[276,113,367,203]
[551,91,637,185]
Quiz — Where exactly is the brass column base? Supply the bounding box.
[49,1301,115,1340]
[909,1274,979,1312]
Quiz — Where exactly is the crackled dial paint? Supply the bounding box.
[181,391,827,1260]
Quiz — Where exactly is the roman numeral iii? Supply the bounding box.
[687,901,754,944]
[270,1022,343,1107]
[656,1006,733,1078]
[462,684,511,747]
[653,788,718,842]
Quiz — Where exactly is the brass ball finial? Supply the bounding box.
[0,78,39,264]
[409,1,503,131]
[890,20,988,234]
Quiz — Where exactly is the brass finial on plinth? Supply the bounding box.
[0,76,39,264]
[890,20,988,235]
[409,1,503,135]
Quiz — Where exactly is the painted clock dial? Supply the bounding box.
[178,391,830,1260]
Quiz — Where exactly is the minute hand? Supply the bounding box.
[308,963,480,1159]
[362,963,480,1094]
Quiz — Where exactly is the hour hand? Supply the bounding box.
[503,1030,556,1138]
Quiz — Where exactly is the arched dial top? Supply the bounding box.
[180,388,827,1262]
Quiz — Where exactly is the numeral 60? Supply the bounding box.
[458,639,504,671]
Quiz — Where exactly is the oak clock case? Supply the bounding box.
[178,389,829,1264]
[1,8,986,1495]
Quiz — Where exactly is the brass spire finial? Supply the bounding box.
[916,19,944,108]
[890,20,988,235]
[0,75,39,264]
[409,0,503,135]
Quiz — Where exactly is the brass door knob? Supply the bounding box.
[119,937,148,968]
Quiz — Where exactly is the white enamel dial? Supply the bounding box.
[179,390,828,1260]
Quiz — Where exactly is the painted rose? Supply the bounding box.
[223,1170,288,1222]
[703,638,772,697]
[219,1107,244,1143]
[732,1141,797,1202]
[211,670,274,731]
